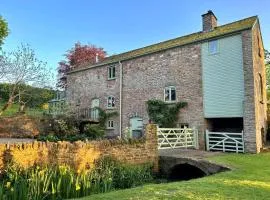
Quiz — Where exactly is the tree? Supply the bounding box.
[265,49,270,64]
[57,42,106,89]
[0,44,53,115]
[265,49,270,87]
[0,16,9,47]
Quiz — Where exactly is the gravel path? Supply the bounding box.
[0,138,35,144]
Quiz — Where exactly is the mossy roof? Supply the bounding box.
[69,16,257,74]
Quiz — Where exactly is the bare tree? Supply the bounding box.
[0,44,53,115]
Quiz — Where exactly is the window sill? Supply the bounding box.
[106,128,115,130]
[106,107,117,110]
[108,78,116,81]
[164,101,177,104]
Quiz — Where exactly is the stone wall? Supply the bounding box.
[67,43,205,147]
[242,22,267,153]
[0,124,158,172]
[252,22,267,151]
[0,116,40,138]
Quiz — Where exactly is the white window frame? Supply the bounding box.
[208,40,219,55]
[108,65,116,80]
[108,120,114,129]
[164,86,176,102]
[107,96,116,109]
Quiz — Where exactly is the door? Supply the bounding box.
[91,99,100,120]
[130,117,143,138]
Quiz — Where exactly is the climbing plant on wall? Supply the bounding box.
[146,100,187,128]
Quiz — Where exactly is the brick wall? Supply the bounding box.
[0,124,158,172]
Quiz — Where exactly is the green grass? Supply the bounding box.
[76,153,270,200]
[0,101,45,117]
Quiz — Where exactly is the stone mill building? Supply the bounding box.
[67,11,267,153]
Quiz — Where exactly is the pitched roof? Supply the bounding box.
[69,16,257,74]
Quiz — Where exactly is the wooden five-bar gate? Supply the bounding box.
[206,130,244,153]
[157,128,199,150]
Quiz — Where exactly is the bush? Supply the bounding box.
[84,124,105,139]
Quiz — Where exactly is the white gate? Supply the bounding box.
[206,130,244,153]
[157,128,199,150]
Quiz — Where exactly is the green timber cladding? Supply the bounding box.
[202,34,244,118]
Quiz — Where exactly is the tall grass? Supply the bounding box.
[0,157,153,200]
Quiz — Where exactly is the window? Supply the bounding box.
[208,40,218,54]
[164,86,176,102]
[107,96,115,108]
[108,120,114,129]
[178,123,189,129]
[108,65,116,79]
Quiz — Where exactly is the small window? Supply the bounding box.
[178,123,189,129]
[108,120,114,129]
[208,40,218,54]
[107,96,115,108]
[164,86,176,102]
[108,65,116,80]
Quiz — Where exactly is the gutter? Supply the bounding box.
[119,61,123,138]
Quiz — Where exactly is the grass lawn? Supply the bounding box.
[76,153,270,200]
[0,101,45,117]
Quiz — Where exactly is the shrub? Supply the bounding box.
[147,99,187,127]
[84,124,105,139]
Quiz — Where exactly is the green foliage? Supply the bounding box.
[84,124,105,140]
[96,108,118,128]
[79,153,270,200]
[0,16,9,47]
[0,83,55,108]
[0,157,153,199]
[147,99,187,127]
[38,114,81,142]
[0,101,45,117]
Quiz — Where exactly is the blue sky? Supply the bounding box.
[1,0,269,76]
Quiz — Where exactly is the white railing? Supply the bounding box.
[206,130,244,153]
[157,128,199,150]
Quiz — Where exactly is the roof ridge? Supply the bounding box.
[69,15,257,74]
[104,15,257,60]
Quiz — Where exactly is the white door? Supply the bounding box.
[91,99,99,120]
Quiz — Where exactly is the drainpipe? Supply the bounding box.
[119,61,123,138]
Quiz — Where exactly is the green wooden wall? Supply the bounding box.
[202,34,244,118]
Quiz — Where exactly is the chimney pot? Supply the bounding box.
[202,10,217,32]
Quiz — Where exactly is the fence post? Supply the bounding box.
[206,130,209,151]
[184,128,187,149]
[242,130,244,153]
[194,128,199,150]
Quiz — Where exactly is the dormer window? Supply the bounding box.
[209,40,218,55]
[108,65,116,80]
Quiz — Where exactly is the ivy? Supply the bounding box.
[146,99,187,128]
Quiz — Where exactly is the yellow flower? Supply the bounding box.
[76,184,81,191]
[5,182,11,188]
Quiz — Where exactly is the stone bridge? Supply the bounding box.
[159,149,230,180]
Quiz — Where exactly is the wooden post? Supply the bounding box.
[206,130,209,151]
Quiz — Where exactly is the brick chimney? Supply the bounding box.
[202,10,217,32]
